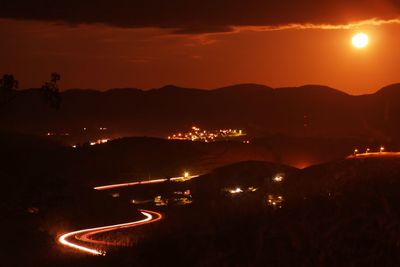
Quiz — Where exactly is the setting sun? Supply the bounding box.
[352,33,369,48]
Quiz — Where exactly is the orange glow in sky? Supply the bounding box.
[1,18,400,94]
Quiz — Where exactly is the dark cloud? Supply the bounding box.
[0,0,399,33]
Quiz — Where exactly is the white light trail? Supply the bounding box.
[94,175,199,191]
[58,209,162,256]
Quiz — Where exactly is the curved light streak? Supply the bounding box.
[94,175,199,191]
[58,209,162,256]
[348,152,400,158]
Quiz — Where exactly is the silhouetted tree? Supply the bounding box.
[42,72,62,110]
[0,74,18,107]
[0,74,18,91]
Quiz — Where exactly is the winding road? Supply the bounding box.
[348,152,400,159]
[58,209,162,255]
[59,174,199,255]
[94,175,199,191]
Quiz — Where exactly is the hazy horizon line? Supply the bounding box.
[18,82,400,96]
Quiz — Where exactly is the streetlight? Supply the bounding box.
[273,174,284,183]
[380,146,385,153]
[229,187,243,194]
[184,172,189,179]
[354,149,359,156]
[366,148,370,153]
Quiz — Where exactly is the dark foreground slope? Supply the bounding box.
[3,132,400,266]
[111,157,400,267]
[36,156,400,267]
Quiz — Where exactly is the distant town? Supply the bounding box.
[167,126,247,143]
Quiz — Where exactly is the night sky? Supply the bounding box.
[1,0,400,93]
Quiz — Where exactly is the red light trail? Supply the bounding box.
[94,175,199,191]
[58,209,162,256]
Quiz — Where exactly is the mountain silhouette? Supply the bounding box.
[1,84,400,140]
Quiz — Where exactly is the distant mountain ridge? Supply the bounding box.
[375,83,400,96]
[61,83,360,95]
[38,83,400,97]
[1,83,400,139]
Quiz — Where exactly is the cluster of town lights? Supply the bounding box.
[167,126,246,142]
[267,195,284,208]
[46,127,108,137]
[90,139,109,146]
[71,139,110,148]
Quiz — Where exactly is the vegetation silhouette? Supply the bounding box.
[0,74,18,107]
[0,72,62,110]
[42,72,62,110]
